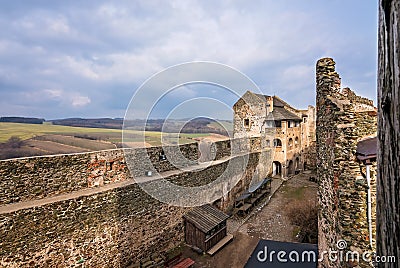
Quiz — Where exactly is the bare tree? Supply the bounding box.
[5,136,24,148]
[287,200,318,244]
[377,0,400,266]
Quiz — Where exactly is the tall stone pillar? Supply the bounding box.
[316,58,342,268]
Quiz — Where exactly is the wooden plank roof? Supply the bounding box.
[270,107,301,121]
[248,178,272,193]
[253,93,286,107]
[235,192,251,202]
[183,204,229,233]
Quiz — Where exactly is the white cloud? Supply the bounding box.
[13,13,71,38]
[97,3,128,17]
[62,56,100,80]
[280,64,315,91]
[17,88,91,109]
[48,17,70,34]
[71,95,91,107]
[44,89,63,99]
[168,85,197,99]
[0,0,378,118]
[90,52,162,83]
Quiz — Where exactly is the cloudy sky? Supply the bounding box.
[0,0,378,120]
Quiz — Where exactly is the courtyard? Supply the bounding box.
[181,171,317,268]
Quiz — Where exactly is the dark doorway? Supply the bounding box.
[288,160,294,175]
[272,161,282,177]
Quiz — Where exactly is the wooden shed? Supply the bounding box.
[183,204,230,253]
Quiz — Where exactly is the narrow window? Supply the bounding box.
[159,150,167,161]
[107,161,114,171]
[288,138,293,148]
[273,139,282,147]
[265,120,274,128]
[244,118,250,127]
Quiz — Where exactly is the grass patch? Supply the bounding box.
[282,186,306,200]
[0,122,121,142]
[35,135,116,150]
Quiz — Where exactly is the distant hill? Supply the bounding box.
[50,117,232,135]
[50,118,123,129]
[0,116,45,124]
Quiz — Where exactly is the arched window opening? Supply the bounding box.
[273,139,282,147]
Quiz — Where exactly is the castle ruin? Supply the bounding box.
[233,91,316,178]
[316,58,377,267]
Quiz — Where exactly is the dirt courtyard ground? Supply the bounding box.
[182,171,317,268]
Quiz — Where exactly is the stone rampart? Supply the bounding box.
[316,58,377,268]
[0,142,199,205]
[0,138,269,267]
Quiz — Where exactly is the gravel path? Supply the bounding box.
[187,171,318,268]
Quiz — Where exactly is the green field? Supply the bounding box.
[34,134,117,151]
[0,122,230,160]
[0,122,122,142]
[0,122,212,144]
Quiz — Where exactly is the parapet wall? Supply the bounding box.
[316,58,377,268]
[1,181,189,267]
[0,139,239,206]
[0,138,268,267]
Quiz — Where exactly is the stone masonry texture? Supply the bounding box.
[0,142,201,205]
[0,138,269,267]
[316,58,377,268]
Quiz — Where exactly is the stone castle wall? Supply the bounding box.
[0,138,268,267]
[232,91,268,138]
[0,139,241,206]
[0,142,199,205]
[316,58,377,268]
[302,106,317,170]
